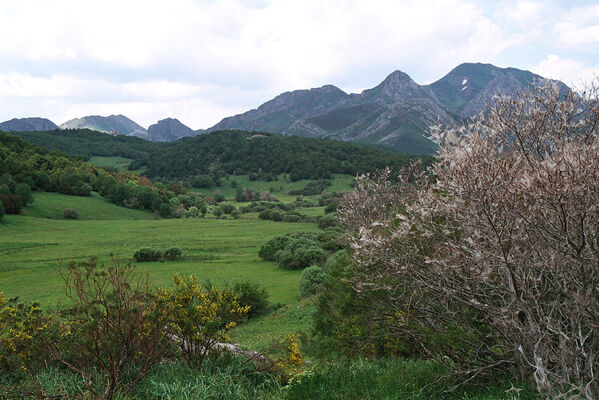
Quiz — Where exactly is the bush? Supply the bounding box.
[269,210,283,221]
[283,214,301,222]
[0,185,9,196]
[164,247,183,261]
[219,203,236,215]
[51,258,170,399]
[231,210,241,219]
[133,247,163,262]
[0,194,22,214]
[156,276,248,366]
[62,208,79,219]
[14,183,33,206]
[318,214,339,229]
[232,281,269,317]
[258,210,271,220]
[159,203,172,218]
[277,238,325,270]
[0,201,4,221]
[212,207,223,217]
[259,234,291,261]
[299,266,327,297]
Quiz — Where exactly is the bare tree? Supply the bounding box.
[340,81,599,399]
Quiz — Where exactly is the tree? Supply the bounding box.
[340,81,599,398]
[15,183,33,206]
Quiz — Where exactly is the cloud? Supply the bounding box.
[529,55,599,89]
[0,0,597,128]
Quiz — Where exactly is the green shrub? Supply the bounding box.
[0,201,4,221]
[0,194,22,214]
[283,214,301,222]
[259,234,291,261]
[219,203,236,215]
[258,210,271,220]
[0,185,9,196]
[159,203,172,218]
[299,266,327,297]
[324,201,338,213]
[133,247,163,262]
[277,238,325,270]
[164,247,183,260]
[269,210,283,221]
[231,210,241,219]
[212,207,223,217]
[232,281,269,317]
[14,183,33,206]
[62,208,79,219]
[318,214,339,229]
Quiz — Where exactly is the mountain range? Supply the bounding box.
[0,63,566,153]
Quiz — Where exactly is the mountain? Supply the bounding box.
[0,117,59,132]
[207,63,565,154]
[60,114,147,136]
[145,118,197,142]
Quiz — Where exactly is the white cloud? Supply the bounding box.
[0,0,597,127]
[529,55,599,89]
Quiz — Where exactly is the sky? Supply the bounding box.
[0,0,597,130]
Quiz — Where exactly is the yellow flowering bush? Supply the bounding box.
[157,275,249,366]
[0,292,48,376]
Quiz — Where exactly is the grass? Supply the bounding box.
[88,156,134,170]
[24,192,153,220]
[193,174,354,203]
[284,358,539,399]
[0,194,316,309]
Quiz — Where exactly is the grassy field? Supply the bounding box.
[0,194,317,309]
[193,173,354,202]
[89,156,135,170]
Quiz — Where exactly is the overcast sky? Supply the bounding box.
[0,0,597,130]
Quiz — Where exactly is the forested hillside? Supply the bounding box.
[14,129,429,181]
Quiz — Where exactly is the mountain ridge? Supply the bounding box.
[207,62,566,154]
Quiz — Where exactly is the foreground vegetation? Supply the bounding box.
[3,81,597,399]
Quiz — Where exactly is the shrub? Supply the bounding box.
[159,203,172,218]
[50,257,170,399]
[258,210,271,220]
[156,276,248,366]
[231,210,241,219]
[0,293,50,377]
[232,281,269,317]
[133,247,163,262]
[212,207,223,217]
[164,247,183,261]
[212,190,225,203]
[0,201,4,221]
[0,194,22,214]
[277,238,325,270]
[259,234,291,261]
[299,266,327,297]
[269,210,283,221]
[283,214,301,222]
[62,208,79,219]
[14,183,33,207]
[219,203,236,215]
[340,82,599,398]
[318,214,339,229]
[0,185,9,196]
[186,206,199,218]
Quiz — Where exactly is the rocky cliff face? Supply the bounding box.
[207,63,565,154]
[145,118,197,142]
[0,117,59,132]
